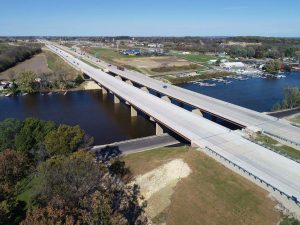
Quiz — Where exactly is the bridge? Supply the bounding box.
[45,42,300,213]
[51,43,300,147]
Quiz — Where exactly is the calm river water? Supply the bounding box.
[179,71,300,112]
[1,71,300,144]
[0,91,155,145]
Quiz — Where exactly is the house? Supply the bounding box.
[220,62,245,70]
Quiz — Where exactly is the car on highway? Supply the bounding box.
[163,85,167,88]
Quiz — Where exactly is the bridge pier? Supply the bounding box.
[97,83,102,89]
[156,123,164,135]
[114,95,120,104]
[126,80,133,85]
[102,87,108,95]
[161,95,171,103]
[141,86,149,93]
[131,105,137,117]
[192,108,203,117]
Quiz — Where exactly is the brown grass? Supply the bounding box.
[0,53,51,80]
[123,147,280,225]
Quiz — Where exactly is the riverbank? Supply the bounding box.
[164,71,236,84]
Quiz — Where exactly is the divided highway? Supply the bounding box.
[53,43,300,147]
[46,43,300,207]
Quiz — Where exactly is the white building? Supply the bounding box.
[220,62,245,70]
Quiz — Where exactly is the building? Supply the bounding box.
[220,62,245,70]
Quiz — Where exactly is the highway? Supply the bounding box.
[91,134,180,155]
[53,43,300,147]
[46,42,300,206]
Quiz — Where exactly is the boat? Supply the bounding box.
[5,93,12,97]
[48,92,53,95]
[22,93,28,96]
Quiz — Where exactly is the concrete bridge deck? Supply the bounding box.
[46,43,300,210]
[53,44,300,147]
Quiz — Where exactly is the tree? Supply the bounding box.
[22,151,147,225]
[0,150,28,225]
[74,75,84,86]
[295,51,300,63]
[15,118,56,159]
[15,71,37,93]
[0,118,22,152]
[44,124,93,156]
[264,60,281,74]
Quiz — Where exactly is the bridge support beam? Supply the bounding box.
[126,80,133,85]
[192,108,203,117]
[149,116,155,122]
[102,87,108,95]
[115,75,122,81]
[156,123,164,136]
[131,106,137,117]
[97,83,102,89]
[114,95,120,104]
[161,95,171,103]
[141,86,149,93]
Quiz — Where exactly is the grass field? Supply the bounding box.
[0,53,51,80]
[179,53,217,64]
[123,146,281,225]
[254,133,300,161]
[44,50,81,80]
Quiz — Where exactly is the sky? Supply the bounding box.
[1,0,300,37]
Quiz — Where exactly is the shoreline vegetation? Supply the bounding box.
[272,86,300,111]
[165,71,236,84]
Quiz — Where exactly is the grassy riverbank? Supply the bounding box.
[123,146,281,225]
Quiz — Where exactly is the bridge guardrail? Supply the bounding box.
[263,131,300,147]
[204,146,300,206]
[243,136,300,164]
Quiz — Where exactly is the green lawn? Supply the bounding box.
[181,53,217,64]
[84,47,139,63]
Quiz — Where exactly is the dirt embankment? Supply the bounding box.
[133,159,191,220]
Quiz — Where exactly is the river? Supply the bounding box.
[0,90,155,145]
[178,71,300,112]
[1,71,300,144]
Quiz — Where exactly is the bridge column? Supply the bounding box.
[102,87,108,95]
[141,86,149,93]
[192,108,203,117]
[115,75,122,81]
[131,106,137,117]
[161,95,171,102]
[126,80,133,85]
[156,123,164,136]
[97,83,102,89]
[114,95,120,104]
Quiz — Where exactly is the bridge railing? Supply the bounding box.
[263,131,300,147]
[204,146,300,207]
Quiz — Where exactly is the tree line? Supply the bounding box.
[0,118,147,225]
[0,45,41,72]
